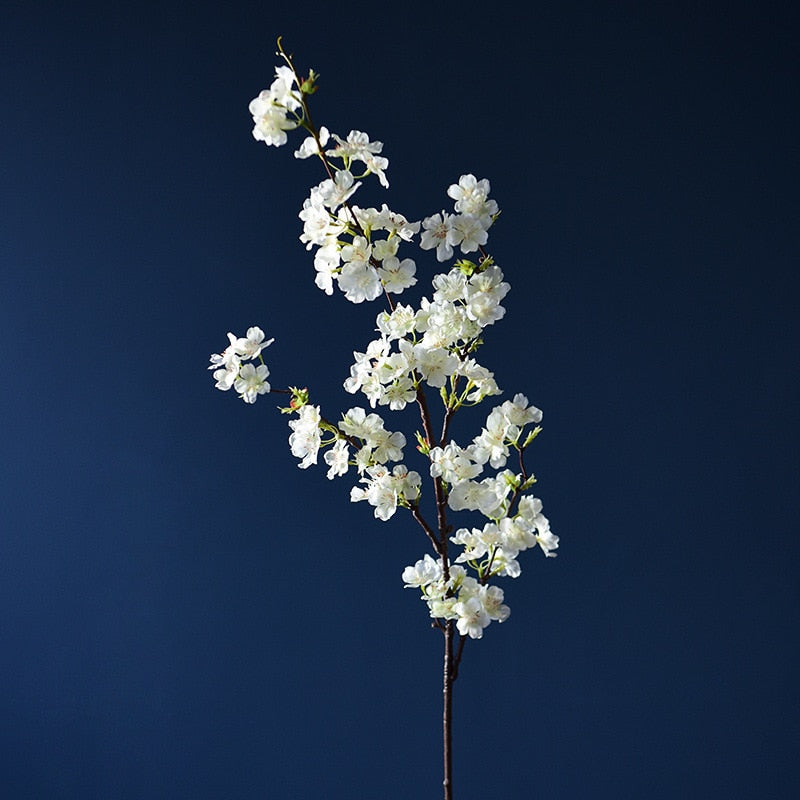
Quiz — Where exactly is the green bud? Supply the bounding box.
[415,431,430,455]
[300,69,320,94]
[454,259,477,276]
[522,426,542,448]
[288,386,309,410]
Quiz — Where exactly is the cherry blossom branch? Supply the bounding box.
[209,43,561,800]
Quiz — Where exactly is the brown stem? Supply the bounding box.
[504,444,532,520]
[440,404,456,448]
[452,633,467,682]
[415,385,451,564]
[410,505,443,556]
[443,619,454,800]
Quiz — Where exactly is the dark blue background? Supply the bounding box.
[2,1,798,797]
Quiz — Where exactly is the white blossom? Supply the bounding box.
[363,153,390,188]
[381,376,416,410]
[234,363,270,404]
[453,595,491,639]
[294,126,329,159]
[316,170,361,210]
[339,262,382,303]
[414,345,458,388]
[518,496,559,557]
[371,237,399,261]
[209,335,241,391]
[313,242,340,295]
[249,97,297,147]
[480,585,510,623]
[369,427,406,464]
[429,443,482,484]
[327,130,384,162]
[376,304,417,340]
[402,554,443,588]
[419,212,456,262]
[299,197,343,249]
[432,270,468,303]
[232,326,274,360]
[324,439,350,480]
[501,393,543,428]
[499,516,537,552]
[448,479,498,515]
[536,527,560,557]
[447,174,499,218]
[451,214,489,254]
[339,406,385,440]
[248,67,301,147]
[378,257,417,294]
[212,361,239,391]
[472,408,513,468]
[288,404,322,468]
[457,358,502,402]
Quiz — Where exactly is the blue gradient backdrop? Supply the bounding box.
[2,1,798,797]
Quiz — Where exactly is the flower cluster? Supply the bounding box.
[248,61,421,304]
[248,65,302,147]
[212,44,558,646]
[402,557,509,640]
[419,174,499,262]
[343,255,509,413]
[208,326,274,404]
[281,396,418,521]
[398,392,557,639]
[298,178,421,304]
[351,463,422,521]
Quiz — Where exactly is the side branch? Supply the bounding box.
[415,385,452,563]
[410,505,443,556]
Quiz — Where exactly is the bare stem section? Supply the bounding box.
[443,620,454,800]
